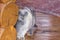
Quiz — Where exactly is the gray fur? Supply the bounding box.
[15,7,35,40]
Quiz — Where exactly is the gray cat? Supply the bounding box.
[15,7,36,40]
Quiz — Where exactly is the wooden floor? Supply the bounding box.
[25,12,60,40]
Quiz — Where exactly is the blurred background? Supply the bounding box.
[16,0,60,40]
